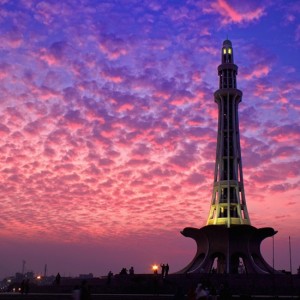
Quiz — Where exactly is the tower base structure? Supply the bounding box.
[179,225,277,274]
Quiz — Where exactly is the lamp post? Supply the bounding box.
[152,264,158,275]
[272,235,275,271]
[289,236,292,274]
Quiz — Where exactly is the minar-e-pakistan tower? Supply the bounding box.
[180,40,277,274]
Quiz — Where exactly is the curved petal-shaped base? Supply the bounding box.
[177,225,278,274]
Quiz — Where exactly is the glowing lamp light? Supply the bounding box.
[37,275,41,280]
[152,264,158,274]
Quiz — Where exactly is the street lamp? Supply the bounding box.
[152,264,158,275]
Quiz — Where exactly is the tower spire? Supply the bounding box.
[207,39,250,227]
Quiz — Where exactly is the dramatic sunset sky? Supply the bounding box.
[0,0,300,279]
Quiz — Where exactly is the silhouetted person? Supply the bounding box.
[107,271,113,285]
[80,280,91,300]
[165,263,169,277]
[160,263,165,277]
[120,267,128,275]
[195,283,208,299]
[55,272,61,285]
[129,266,134,275]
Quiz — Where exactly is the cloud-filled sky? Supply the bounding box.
[0,0,300,279]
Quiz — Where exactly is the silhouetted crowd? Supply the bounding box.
[160,263,169,278]
[183,281,231,300]
[119,266,134,275]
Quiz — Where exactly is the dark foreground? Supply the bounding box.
[0,293,300,300]
[1,273,299,299]
[0,293,299,299]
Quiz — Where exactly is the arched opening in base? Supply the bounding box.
[210,253,226,274]
[231,253,247,274]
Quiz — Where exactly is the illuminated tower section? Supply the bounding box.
[207,39,250,227]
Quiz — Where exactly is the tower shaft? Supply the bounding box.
[207,40,250,227]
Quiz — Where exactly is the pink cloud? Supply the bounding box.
[198,46,218,56]
[184,172,207,186]
[63,110,86,127]
[99,34,129,60]
[210,0,265,25]
[117,103,134,112]
[192,71,202,83]
[0,63,11,79]
[244,65,271,80]
[269,182,299,193]
[0,123,10,136]
[23,118,48,135]
[265,123,300,143]
[39,49,59,66]
[170,96,194,106]
[2,26,23,49]
[253,83,274,98]
[100,66,127,83]
[187,115,205,126]
[273,146,297,159]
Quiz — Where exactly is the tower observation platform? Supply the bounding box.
[179,40,277,274]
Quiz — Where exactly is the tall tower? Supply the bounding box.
[207,39,250,227]
[179,40,277,274]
